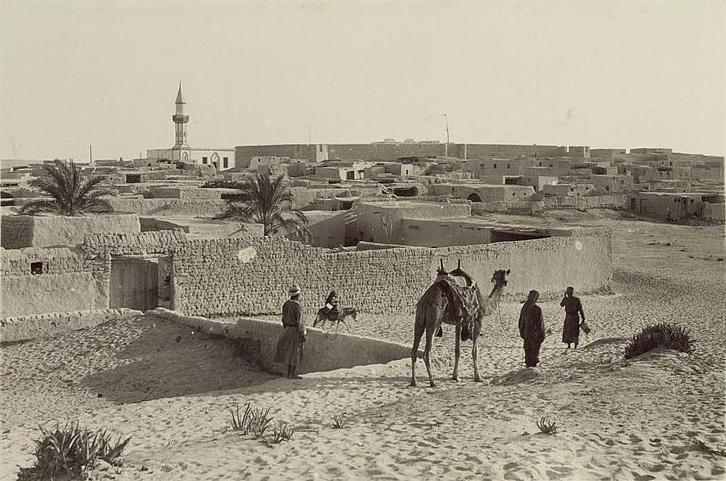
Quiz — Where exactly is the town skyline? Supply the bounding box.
[2,0,725,162]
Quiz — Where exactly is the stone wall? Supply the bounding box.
[107,198,227,217]
[0,216,33,249]
[148,308,414,375]
[1,214,141,248]
[172,227,611,317]
[82,230,188,258]
[0,246,109,318]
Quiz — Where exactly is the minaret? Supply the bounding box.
[171,82,190,161]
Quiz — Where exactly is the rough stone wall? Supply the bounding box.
[433,228,612,303]
[0,216,33,249]
[83,230,187,258]
[172,237,433,317]
[172,227,611,317]
[107,198,227,217]
[146,187,221,200]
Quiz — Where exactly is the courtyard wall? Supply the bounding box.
[171,227,611,317]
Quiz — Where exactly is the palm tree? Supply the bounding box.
[218,173,310,239]
[19,159,113,216]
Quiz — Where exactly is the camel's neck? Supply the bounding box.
[487,283,505,305]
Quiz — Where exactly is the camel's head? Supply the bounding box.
[491,269,510,287]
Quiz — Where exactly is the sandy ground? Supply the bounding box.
[1,211,724,481]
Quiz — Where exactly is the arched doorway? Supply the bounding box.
[467,192,482,202]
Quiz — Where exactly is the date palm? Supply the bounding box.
[219,173,309,238]
[19,159,113,216]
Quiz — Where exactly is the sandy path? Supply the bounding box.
[1,215,724,481]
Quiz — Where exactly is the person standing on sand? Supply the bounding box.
[560,286,585,349]
[274,285,307,379]
[519,290,545,368]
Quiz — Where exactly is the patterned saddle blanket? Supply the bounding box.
[436,277,484,340]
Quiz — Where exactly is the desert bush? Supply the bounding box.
[536,416,558,435]
[270,422,295,444]
[624,323,695,359]
[17,422,131,480]
[332,413,346,429]
[229,402,274,438]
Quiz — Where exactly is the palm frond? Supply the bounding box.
[19,160,114,216]
[19,200,62,216]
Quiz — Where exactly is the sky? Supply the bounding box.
[1,0,725,162]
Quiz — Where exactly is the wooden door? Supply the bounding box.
[109,258,159,311]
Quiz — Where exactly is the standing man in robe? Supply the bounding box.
[519,290,545,368]
[274,285,307,379]
[560,286,585,349]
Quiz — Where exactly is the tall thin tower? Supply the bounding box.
[444,114,450,157]
[171,82,190,161]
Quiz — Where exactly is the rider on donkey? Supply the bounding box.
[321,290,341,320]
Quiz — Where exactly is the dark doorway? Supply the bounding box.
[467,193,482,202]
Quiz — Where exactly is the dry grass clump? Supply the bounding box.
[230,402,274,438]
[624,323,695,359]
[17,422,131,480]
[332,413,347,429]
[536,416,558,435]
[270,422,295,444]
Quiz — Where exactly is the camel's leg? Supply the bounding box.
[341,319,350,332]
[472,321,482,382]
[313,314,319,327]
[423,324,437,388]
[452,323,461,382]
[410,320,425,387]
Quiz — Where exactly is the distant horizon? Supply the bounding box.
[1,138,724,167]
[2,1,725,160]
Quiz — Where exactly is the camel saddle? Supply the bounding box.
[431,276,483,340]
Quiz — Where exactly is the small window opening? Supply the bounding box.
[30,261,45,275]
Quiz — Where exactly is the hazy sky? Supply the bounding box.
[1,0,725,161]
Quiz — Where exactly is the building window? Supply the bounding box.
[202,157,208,164]
[223,157,229,168]
[30,261,45,275]
[493,163,497,169]
[507,164,510,169]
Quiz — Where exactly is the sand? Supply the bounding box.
[1,212,724,480]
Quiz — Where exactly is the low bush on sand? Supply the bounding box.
[230,402,275,438]
[270,422,295,444]
[624,323,695,359]
[17,422,131,480]
[536,416,558,435]
[332,413,347,429]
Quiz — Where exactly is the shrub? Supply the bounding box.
[624,323,695,359]
[17,422,131,480]
[270,422,295,444]
[229,402,274,438]
[332,413,346,429]
[536,416,558,435]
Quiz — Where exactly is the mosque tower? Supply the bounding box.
[171,82,191,161]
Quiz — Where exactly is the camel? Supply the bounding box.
[410,261,509,387]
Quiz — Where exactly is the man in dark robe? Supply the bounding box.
[560,286,585,349]
[519,290,545,368]
[274,285,307,379]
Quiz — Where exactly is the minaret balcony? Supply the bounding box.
[172,114,189,123]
